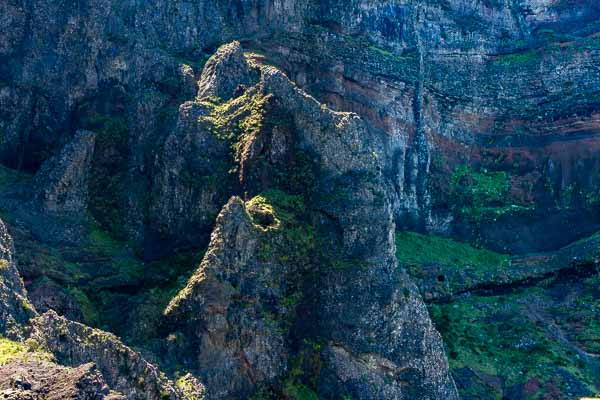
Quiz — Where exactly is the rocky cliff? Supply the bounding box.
[0,1,599,399]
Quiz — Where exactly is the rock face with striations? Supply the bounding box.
[33,130,96,216]
[3,0,600,254]
[164,43,458,400]
[1,1,600,400]
[0,218,36,339]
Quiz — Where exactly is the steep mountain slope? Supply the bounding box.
[0,1,599,399]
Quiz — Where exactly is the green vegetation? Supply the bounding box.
[83,111,130,237]
[368,45,394,58]
[67,286,100,326]
[23,219,202,352]
[281,340,322,400]
[495,49,540,65]
[0,337,51,366]
[248,190,306,229]
[283,382,319,400]
[450,165,508,211]
[174,373,200,400]
[89,225,123,254]
[448,165,532,221]
[395,231,509,270]
[0,337,28,365]
[396,231,511,295]
[276,151,318,197]
[202,91,271,164]
[247,190,316,264]
[87,249,201,343]
[558,274,600,355]
[430,290,599,398]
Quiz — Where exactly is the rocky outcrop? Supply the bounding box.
[30,311,200,400]
[2,2,599,400]
[164,197,293,398]
[33,130,96,216]
[0,359,125,400]
[164,44,458,399]
[146,42,252,252]
[0,217,36,339]
[246,1,600,252]
[4,0,598,254]
[27,276,84,322]
[197,41,259,101]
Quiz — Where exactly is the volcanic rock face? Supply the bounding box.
[3,0,599,252]
[0,218,35,339]
[1,1,599,399]
[163,43,457,399]
[30,311,191,400]
[33,130,97,216]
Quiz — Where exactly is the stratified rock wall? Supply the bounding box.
[1,1,599,400]
[4,0,599,253]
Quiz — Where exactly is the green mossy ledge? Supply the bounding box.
[398,230,600,399]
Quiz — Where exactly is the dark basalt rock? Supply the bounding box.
[33,130,97,217]
[164,44,458,399]
[164,197,292,399]
[0,217,36,339]
[1,1,600,399]
[197,41,260,101]
[4,0,598,253]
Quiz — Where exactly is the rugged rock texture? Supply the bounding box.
[0,217,35,339]
[243,0,600,253]
[164,44,457,400]
[30,311,197,400]
[1,1,600,399]
[164,197,292,398]
[27,276,84,322]
[3,0,600,254]
[0,359,125,400]
[33,130,96,216]
[197,41,259,101]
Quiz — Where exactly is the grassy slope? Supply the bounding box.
[397,231,600,399]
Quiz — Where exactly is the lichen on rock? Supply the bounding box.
[163,42,458,400]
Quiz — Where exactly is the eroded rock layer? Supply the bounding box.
[0,1,599,399]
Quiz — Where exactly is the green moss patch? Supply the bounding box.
[395,231,511,297]
[0,337,52,366]
[448,165,533,221]
[0,337,28,366]
[431,296,597,398]
[429,273,600,399]
[495,49,540,65]
[247,190,316,266]
[396,231,509,271]
[201,91,271,164]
